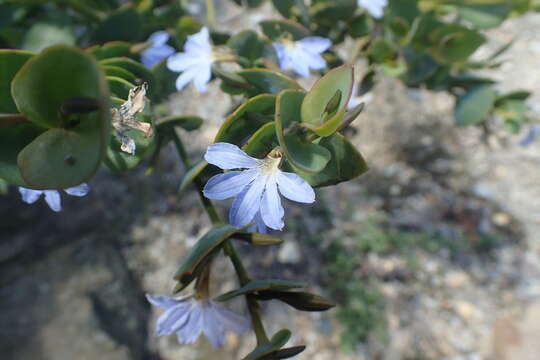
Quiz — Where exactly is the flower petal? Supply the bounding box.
[520,124,540,147]
[203,170,258,200]
[247,211,267,233]
[290,49,311,77]
[18,187,43,204]
[146,294,186,310]
[44,190,61,212]
[260,176,284,230]
[184,27,212,55]
[276,171,315,203]
[204,142,260,170]
[211,302,250,334]
[193,62,212,93]
[229,176,266,228]
[174,65,200,91]
[272,42,291,71]
[142,45,175,68]
[148,31,170,46]
[203,305,225,347]
[155,303,191,336]
[297,37,332,53]
[64,183,90,197]
[167,52,202,72]
[177,302,204,344]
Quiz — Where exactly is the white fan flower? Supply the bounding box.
[358,0,388,19]
[18,183,90,212]
[272,36,331,78]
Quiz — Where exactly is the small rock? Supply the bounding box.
[278,241,301,264]
[445,271,470,289]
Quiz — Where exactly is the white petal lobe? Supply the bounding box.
[204,143,259,169]
[203,170,257,200]
[276,171,315,203]
[260,176,284,230]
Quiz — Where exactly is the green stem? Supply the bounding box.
[171,131,269,344]
[171,132,220,224]
[206,0,216,28]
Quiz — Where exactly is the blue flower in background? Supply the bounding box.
[358,0,388,18]
[141,31,175,68]
[272,37,331,78]
[203,143,315,233]
[520,124,540,146]
[146,294,250,347]
[167,27,215,93]
[18,183,90,212]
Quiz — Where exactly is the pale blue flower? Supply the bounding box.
[358,0,388,18]
[146,294,250,347]
[141,31,175,68]
[272,37,331,78]
[167,27,214,93]
[18,183,90,212]
[520,124,540,146]
[203,143,315,232]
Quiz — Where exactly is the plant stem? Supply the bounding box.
[206,0,216,28]
[171,131,269,344]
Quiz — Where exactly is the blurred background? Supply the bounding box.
[1,1,540,359]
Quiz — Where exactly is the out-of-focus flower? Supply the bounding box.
[111,82,153,155]
[520,124,540,146]
[18,183,90,212]
[141,31,175,68]
[358,0,388,19]
[203,143,315,232]
[348,84,374,109]
[272,37,331,78]
[146,294,250,347]
[167,27,214,93]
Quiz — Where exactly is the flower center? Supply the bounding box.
[259,149,283,177]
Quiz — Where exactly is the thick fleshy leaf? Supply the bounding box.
[242,122,279,159]
[91,7,143,43]
[429,24,486,63]
[214,279,305,302]
[0,122,43,186]
[22,22,75,52]
[242,329,292,360]
[291,133,368,187]
[107,76,135,99]
[0,50,33,112]
[259,346,306,360]
[12,46,110,189]
[177,160,218,194]
[215,94,276,145]
[156,115,203,134]
[459,3,511,29]
[256,290,335,312]
[173,224,247,291]
[455,85,496,126]
[227,30,264,63]
[259,19,309,40]
[102,65,138,83]
[300,65,354,136]
[238,69,302,96]
[275,89,331,173]
[100,57,156,96]
[87,41,132,60]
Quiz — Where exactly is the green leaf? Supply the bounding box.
[259,346,306,360]
[215,94,276,145]
[22,22,76,52]
[310,0,356,24]
[100,57,156,96]
[256,290,335,312]
[430,24,486,63]
[292,133,368,187]
[174,224,247,291]
[107,76,135,99]
[300,65,354,136]
[455,85,496,126]
[495,90,531,106]
[227,30,264,63]
[242,122,279,159]
[259,19,309,40]
[12,45,110,189]
[232,232,283,246]
[349,13,373,38]
[242,329,292,360]
[232,0,265,7]
[276,89,331,173]
[459,3,511,29]
[178,159,208,194]
[214,279,305,302]
[238,69,302,96]
[156,115,203,134]
[87,41,132,60]
[92,7,143,43]
[0,122,43,186]
[388,0,420,24]
[102,65,138,83]
[0,49,33,112]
